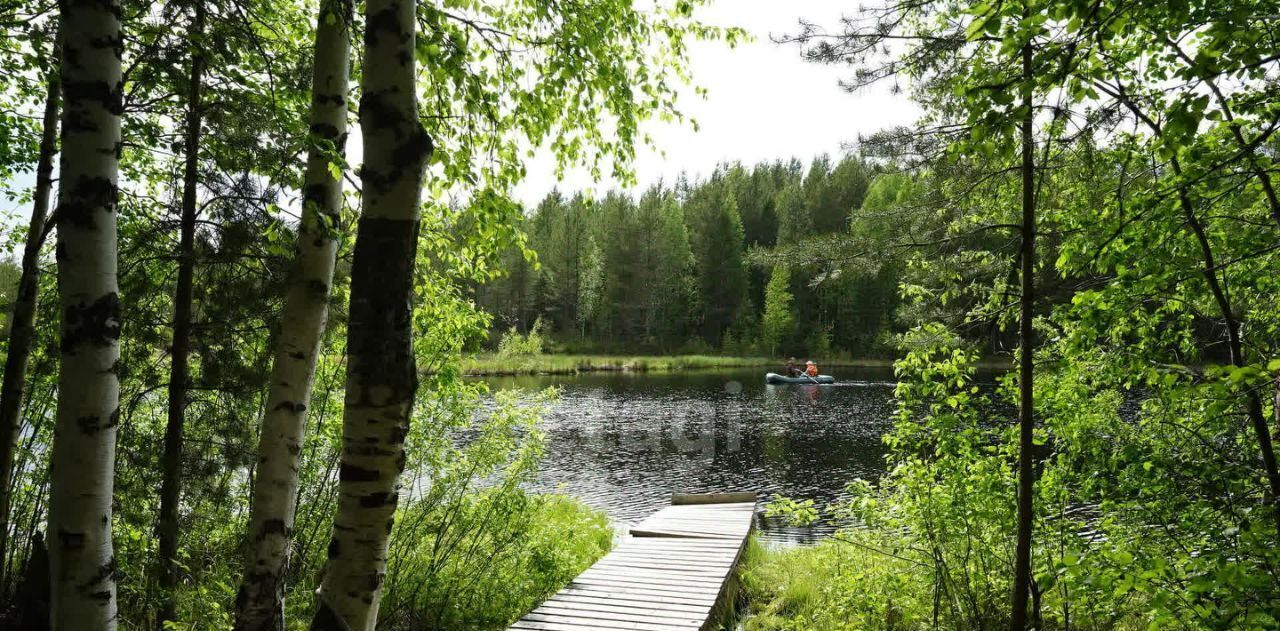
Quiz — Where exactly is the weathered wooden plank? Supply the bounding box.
[542,592,711,613]
[510,494,756,631]
[521,611,694,631]
[671,493,757,505]
[567,576,724,596]
[532,603,706,625]
[555,584,720,606]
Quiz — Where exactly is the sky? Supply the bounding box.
[512,0,921,206]
[0,1,921,221]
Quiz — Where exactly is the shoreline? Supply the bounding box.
[460,354,1013,377]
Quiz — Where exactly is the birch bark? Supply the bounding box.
[311,0,432,625]
[234,0,353,627]
[46,0,124,626]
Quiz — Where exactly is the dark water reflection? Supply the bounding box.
[483,366,903,543]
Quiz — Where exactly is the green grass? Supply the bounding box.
[736,535,924,631]
[461,353,777,376]
[379,493,613,630]
[460,353,913,376]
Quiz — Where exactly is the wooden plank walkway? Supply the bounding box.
[510,493,757,631]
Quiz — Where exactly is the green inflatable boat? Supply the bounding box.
[765,372,835,385]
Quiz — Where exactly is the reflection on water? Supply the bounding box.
[483,366,900,544]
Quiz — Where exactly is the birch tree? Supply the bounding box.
[234,0,353,626]
[310,0,431,625]
[45,0,124,625]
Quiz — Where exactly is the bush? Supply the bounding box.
[740,536,922,631]
[378,492,611,630]
[374,386,612,630]
[497,317,545,357]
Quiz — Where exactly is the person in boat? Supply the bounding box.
[804,360,819,377]
[785,357,800,377]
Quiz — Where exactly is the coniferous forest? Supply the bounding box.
[2,0,1280,629]
[475,157,909,358]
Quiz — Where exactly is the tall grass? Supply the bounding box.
[738,536,922,631]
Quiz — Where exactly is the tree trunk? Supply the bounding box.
[234,0,353,627]
[310,0,432,625]
[0,36,60,595]
[46,0,124,625]
[1171,156,1280,537]
[156,3,205,627]
[1010,38,1036,631]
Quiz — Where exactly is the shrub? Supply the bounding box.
[497,317,545,357]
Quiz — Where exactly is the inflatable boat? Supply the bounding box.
[765,372,835,385]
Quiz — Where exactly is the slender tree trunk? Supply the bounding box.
[1170,156,1280,537]
[0,37,61,595]
[156,3,205,626]
[234,0,352,627]
[1010,38,1036,631]
[46,0,124,625]
[1105,80,1280,537]
[310,0,432,625]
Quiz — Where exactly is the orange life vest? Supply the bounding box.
[806,364,818,377]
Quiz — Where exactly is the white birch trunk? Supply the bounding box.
[234,0,353,628]
[46,0,124,627]
[310,0,432,626]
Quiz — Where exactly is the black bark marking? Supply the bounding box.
[389,423,407,445]
[58,529,85,550]
[358,492,394,508]
[307,279,329,295]
[303,183,328,205]
[310,122,340,140]
[338,463,379,482]
[258,519,289,539]
[81,554,118,591]
[347,218,420,409]
[314,92,346,107]
[364,6,402,49]
[56,175,118,229]
[273,401,306,413]
[77,415,102,435]
[356,92,434,196]
[326,537,339,559]
[62,291,121,352]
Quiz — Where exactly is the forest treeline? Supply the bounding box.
[0,0,727,629]
[478,158,934,358]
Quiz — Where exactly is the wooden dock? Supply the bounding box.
[510,493,757,631]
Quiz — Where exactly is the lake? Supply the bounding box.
[483,365,903,543]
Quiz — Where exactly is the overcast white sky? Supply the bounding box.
[513,0,921,205]
[0,1,920,223]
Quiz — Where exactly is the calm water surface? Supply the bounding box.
[483,366,902,543]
